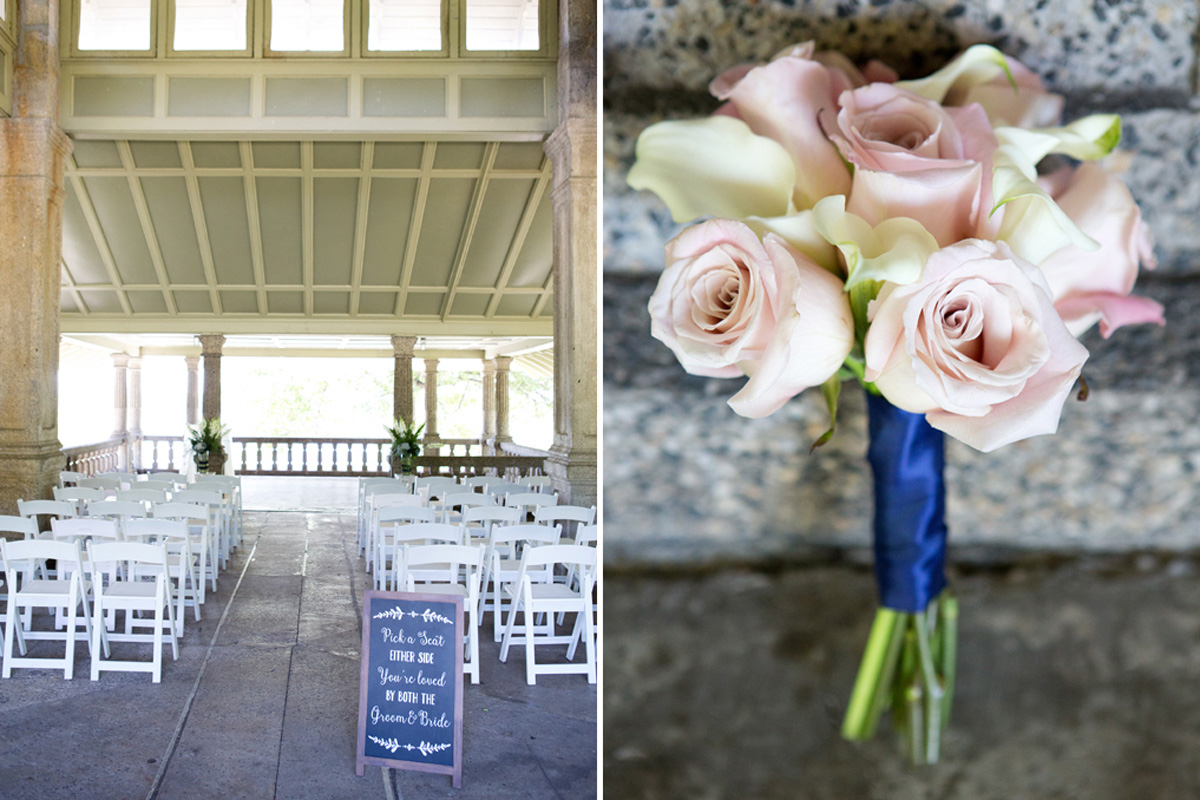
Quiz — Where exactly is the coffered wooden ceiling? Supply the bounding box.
[60,137,555,336]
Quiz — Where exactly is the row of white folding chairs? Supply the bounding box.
[41,474,241,569]
[0,525,195,682]
[355,474,554,547]
[387,535,598,685]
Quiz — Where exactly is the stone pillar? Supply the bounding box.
[391,335,416,424]
[111,354,129,470]
[0,0,71,514]
[185,355,200,425]
[495,356,513,444]
[543,0,598,507]
[199,334,225,421]
[128,356,143,471]
[423,358,440,447]
[482,359,497,451]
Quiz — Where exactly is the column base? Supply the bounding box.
[546,445,597,508]
[0,440,65,517]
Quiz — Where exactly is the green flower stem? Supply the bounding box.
[841,607,904,741]
[841,591,958,765]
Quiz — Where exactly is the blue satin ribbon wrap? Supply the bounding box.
[866,392,948,613]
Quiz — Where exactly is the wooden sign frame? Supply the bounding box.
[356,590,465,788]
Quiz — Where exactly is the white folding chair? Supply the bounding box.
[397,543,484,684]
[534,505,597,543]
[78,476,122,495]
[483,481,523,499]
[386,522,463,591]
[192,475,242,551]
[461,476,493,493]
[499,544,598,685]
[59,471,84,488]
[518,475,554,493]
[459,505,522,551]
[124,518,200,633]
[172,489,227,571]
[52,486,106,516]
[481,523,561,641]
[365,492,425,574]
[504,491,559,523]
[86,541,179,683]
[86,500,150,539]
[357,478,406,554]
[1,538,95,679]
[0,515,39,541]
[373,507,439,590]
[440,491,497,526]
[153,502,216,601]
[104,472,140,490]
[116,488,169,508]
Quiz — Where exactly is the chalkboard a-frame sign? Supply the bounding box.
[356,590,464,788]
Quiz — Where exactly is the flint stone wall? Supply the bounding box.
[603,0,1200,567]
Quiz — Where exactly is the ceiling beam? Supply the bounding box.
[395,141,436,317]
[59,260,90,316]
[66,163,135,316]
[302,141,315,316]
[240,142,269,315]
[117,141,179,315]
[441,141,499,321]
[179,141,224,315]
[60,316,554,336]
[349,142,374,317]
[485,155,550,318]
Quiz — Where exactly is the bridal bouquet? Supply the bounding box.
[628,42,1162,762]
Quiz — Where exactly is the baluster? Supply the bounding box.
[288,443,296,472]
[315,441,322,474]
[271,442,279,472]
[241,442,248,472]
[330,442,338,473]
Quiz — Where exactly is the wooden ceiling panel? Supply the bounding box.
[256,176,304,286]
[507,190,552,288]
[410,177,475,286]
[80,176,159,285]
[140,177,207,285]
[361,177,417,285]
[62,185,112,285]
[129,141,182,168]
[312,177,359,286]
[197,176,255,286]
[460,178,534,288]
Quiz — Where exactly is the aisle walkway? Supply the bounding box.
[0,507,596,799]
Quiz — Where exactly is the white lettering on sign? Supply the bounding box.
[370,706,454,729]
[380,627,414,645]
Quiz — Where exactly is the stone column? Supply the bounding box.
[199,334,225,421]
[128,356,143,471]
[185,355,200,425]
[111,354,129,470]
[542,0,598,507]
[0,0,71,514]
[482,359,497,451]
[391,335,416,424]
[495,356,513,444]
[423,358,440,448]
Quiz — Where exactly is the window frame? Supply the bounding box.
[69,0,160,58]
[165,0,254,59]
[359,0,449,59]
[262,0,353,59]
[456,0,553,60]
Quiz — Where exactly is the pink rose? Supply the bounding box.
[1036,162,1163,338]
[829,83,998,246]
[864,239,1089,452]
[709,46,852,210]
[648,219,854,417]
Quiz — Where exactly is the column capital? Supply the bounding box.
[482,359,496,376]
[111,353,130,369]
[424,357,440,371]
[545,118,598,180]
[127,356,142,370]
[185,355,201,370]
[495,356,512,372]
[199,334,226,356]
[391,335,417,357]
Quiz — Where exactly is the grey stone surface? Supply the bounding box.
[604,562,1200,799]
[603,0,1197,100]
[604,273,1199,566]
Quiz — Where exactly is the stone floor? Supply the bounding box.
[0,487,597,799]
[604,558,1200,800]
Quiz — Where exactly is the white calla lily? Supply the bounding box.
[895,44,1014,103]
[995,114,1121,163]
[991,143,1099,265]
[812,196,940,289]
[627,116,797,223]
[743,211,839,273]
